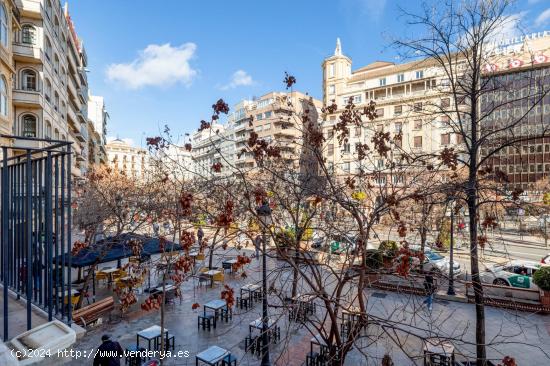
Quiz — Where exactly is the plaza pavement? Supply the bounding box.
[19,245,550,365]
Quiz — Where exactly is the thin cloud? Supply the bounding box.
[220,70,255,90]
[535,8,550,28]
[106,43,198,89]
[486,12,525,44]
[342,0,386,20]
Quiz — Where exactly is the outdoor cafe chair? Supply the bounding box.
[95,271,109,285]
[213,272,225,285]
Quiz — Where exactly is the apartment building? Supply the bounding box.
[192,122,234,177]
[321,36,550,189]
[13,0,72,155]
[106,138,148,179]
[87,93,108,165]
[0,0,19,149]
[231,91,322,171]
[10,0,104,177]
[149,144,193,181]
[322,38,452,180]
[64,2,89,177]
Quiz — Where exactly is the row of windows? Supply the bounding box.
[325,132,453,156]
[491,144,550,155]
[495,164,550,173]
[378,71,423,87]
[255,111,272,120]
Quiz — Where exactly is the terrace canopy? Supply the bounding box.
[56,233,182,268]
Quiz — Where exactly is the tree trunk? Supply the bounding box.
[208,228,220,269]
[467,177,486,364]
[420,226,428,253]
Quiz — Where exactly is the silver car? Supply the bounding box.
[409,246,462,277]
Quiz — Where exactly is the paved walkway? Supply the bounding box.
[4,244,550,365]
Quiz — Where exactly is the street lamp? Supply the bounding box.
[256,200,272,366]
[447,198,456,296]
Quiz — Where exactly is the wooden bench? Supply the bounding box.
[72,296,115,327]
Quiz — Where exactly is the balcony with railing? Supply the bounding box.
[13,89,44,107]
[13,43,43,63]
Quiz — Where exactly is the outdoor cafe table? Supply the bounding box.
[222,258,238,273]
[240,283,261,300]
[137,325,168,351]
[342,306,361,323]
[203,299,228,321]
[249,317,276,334]
[153,283,177,293]
[195,345,229,366]
[292,294,317,312]
[424,338,455,365]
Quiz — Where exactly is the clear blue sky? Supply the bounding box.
[68,0,550,147]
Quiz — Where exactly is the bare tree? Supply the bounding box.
[394,0,550,363]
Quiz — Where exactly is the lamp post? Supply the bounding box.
[256,200,272,366]
[447,199,456,296]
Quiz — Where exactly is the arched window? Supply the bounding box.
[0,76,7,116]
[54,128,59,140]
[45,78,51,102]
[54,91,59,111]
[0,3,7,47]
[45,121,52,139]
[45,37,52,60]
[54,54,59,74]
[60,67,66,85]
[21,24,36,44]
[45,0,52,17]
[22,115,37,137]
[61,101,66,117]
[54,16,59,35]
[21,69,37,91]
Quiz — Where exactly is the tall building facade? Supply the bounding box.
[106,138,148,179]
[192,122,234,177]
[191,92,322,177]
[87,93,108,165]
[481,33,550,190]
[10,0,105,177]
[321,35,550,190]
[0,0,19,149]
[149,144,193,181]
[231,91,322,171]
[322,38,451,179]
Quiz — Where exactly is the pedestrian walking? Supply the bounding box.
[93,334,124,366]
[254,234,262,258]
[197,226,204,245]
[423,271,436,312]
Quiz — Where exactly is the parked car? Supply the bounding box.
[480,260,543,289]
[311,234,357,255]
[408,246,462,277]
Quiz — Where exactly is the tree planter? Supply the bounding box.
[540,290,550,307]
[367,272,380,284]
